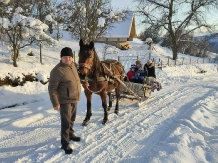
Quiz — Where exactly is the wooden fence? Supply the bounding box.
[116,53,218,67]
[73,50,218,68]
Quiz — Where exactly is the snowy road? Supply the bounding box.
[0,75,218,163]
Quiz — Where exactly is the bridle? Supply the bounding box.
[78,61,109,94]
[79,63,92,70]
[78,48,109,93]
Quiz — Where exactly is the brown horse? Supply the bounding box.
[78,39,125,125]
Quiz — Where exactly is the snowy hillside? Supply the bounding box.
[196,33,218,54]
[0,29,218,163]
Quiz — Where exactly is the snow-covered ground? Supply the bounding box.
[0,30,218,163]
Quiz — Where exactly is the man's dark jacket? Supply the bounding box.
[48,61,81,107]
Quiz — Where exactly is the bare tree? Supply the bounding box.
[0,10,54,67]
[135,0,218,60]
[31,0,51,21]
[195,38,209,57]
[5,0,34,17]
[54,0,124,43]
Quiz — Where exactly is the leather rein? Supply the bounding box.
[79,62,109,94]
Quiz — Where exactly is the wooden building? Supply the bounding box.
[97,12,137,49]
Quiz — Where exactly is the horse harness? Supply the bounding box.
[79,60,124,93]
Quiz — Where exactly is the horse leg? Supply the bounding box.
[100,91,108,124]
[107,92,113,111]
[82,91,92,126]
[114,87,120,114]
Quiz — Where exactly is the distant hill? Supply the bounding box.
[195,33,218,53]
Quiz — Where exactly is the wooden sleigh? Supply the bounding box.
[109,78,155,107]
[96,62,152,106]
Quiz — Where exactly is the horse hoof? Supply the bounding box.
[102,119,108,125]
[82,121,89,126]
[107,107,112,111]
[114,110,119,114]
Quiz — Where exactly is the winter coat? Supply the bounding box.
[143,62,156,78]
[48,61,81,107]
[132,69,145,81]
[134,65,141,72]
[127,70,135,80]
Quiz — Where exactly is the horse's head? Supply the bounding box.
[78,39,95,75]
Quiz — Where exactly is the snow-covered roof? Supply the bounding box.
[103,12,134,38]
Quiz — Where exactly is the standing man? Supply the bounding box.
[48,47,81,154]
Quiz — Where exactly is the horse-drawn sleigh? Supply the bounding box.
[78,39,154,126]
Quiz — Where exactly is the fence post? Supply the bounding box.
[190,58,191,65]
[203,57,204,63]
[175,59,176,66]
[118,56,120,61]
[149,53,151,59]
[40,42,42,64]
[168,57,169,66]
[73,51,75,63]
[158,58,161,66]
